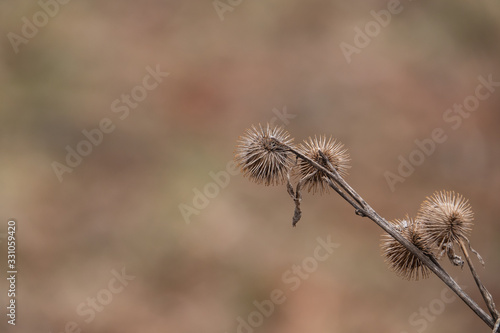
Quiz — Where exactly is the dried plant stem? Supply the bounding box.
[284,145,498,331]
[287,171,317,226]
[459,239,500,320]
[324,176,362,212]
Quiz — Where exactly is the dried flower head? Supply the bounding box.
[234,124,294,186]
[417,191,474,250]
[296,136,350,194]
[381,217,433,281]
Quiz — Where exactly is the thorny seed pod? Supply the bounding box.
[234,124,294,186]
[381,217,433,281]
[417,191,474,251]
[296,136,350,194]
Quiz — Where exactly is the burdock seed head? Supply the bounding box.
[381,217,433,281]
[234,124,294,186]
[296,136,350,194]
[417,191,474,250]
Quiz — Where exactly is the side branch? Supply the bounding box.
[459,239,499,320]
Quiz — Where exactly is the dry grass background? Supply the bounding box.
[0,0,500,332]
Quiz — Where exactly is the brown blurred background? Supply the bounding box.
[1,0,500,332]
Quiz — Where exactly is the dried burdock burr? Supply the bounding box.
[234,124,294,186]
[296,136,350,194]
[418,190,473,246]
[417,190,474,263]
[381,217,433,281]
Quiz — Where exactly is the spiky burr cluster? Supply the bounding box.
[234,124,497,328]
[417,190,474,249]
[235,125,350,189]
[235,125,481,280]
[297,136,350,194]
[234,124,295,186]
[381,217,433,280]
[381,190,478,278]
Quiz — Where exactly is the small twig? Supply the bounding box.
[459,239,500,320]
[286,172,295,199]
[324,176,364,215]
[318,151,365,216]
[494,318,500,333]
[289,172,316,227]
[467,238,486,266]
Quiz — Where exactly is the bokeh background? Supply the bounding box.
[1,0,499,332]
